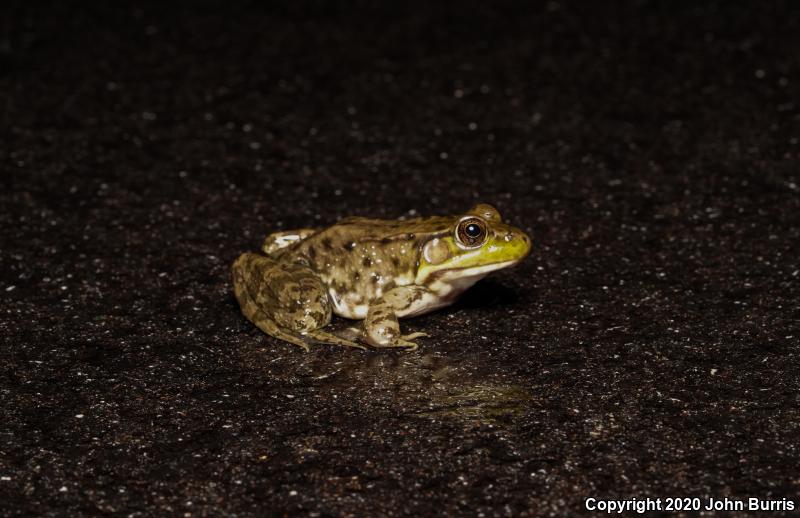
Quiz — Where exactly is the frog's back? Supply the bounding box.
[332,215,454,241]
[274,215,454,318]
[282,215,454,254]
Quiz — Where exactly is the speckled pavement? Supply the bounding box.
[2,2,799,516]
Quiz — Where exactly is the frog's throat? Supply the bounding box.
[415,259,520,286]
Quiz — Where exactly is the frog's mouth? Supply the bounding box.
[422,258,521,284]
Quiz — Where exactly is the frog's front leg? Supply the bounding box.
[362,285,431,351]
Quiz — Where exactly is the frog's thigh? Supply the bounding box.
[364,285,430,350]
[261,228,318,256]
[232,252,330,351]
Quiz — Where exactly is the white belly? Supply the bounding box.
[326,267,496,320]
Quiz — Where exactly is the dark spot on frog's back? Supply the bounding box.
[344,241,356,251]
[321,237,333,250]
[390,256,400,268]
[351,271,360,282]
[307,246,317,260]
[407,233,415,240]
[363,257,372,267]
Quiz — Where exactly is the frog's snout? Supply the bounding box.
[504,230,530,243]
[501,228,532,259]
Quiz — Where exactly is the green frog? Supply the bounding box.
[232,203,531,351]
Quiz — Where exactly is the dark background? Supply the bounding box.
[2,1,799,516]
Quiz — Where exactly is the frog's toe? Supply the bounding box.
[290,340,311,352]
[366,336,421,352]
[391,337,420,352]
[342,326,364,340]
[305,329,367,351]
[403,331,429,340]
[269,328,312,352]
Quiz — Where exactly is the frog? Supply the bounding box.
[231,203,531,352]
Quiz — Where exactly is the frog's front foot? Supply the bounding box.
[357,285,434,351]
[384,332,430,352]
[365,329,425,351]
[363,309,430,351]
[344,326,422,351]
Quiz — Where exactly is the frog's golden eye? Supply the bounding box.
[455,217,488,248]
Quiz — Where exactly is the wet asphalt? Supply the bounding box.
[2,1,799,516]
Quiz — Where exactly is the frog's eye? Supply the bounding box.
[455,217,488,248]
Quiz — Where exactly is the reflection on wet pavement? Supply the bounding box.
[242,345,533,427]
[412,383,531,424]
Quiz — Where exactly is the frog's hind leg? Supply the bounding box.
[232,252,365,352]
[232,253,314,351]
[261,228,319,256]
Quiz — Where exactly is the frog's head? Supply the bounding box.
[415,203,531,288]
